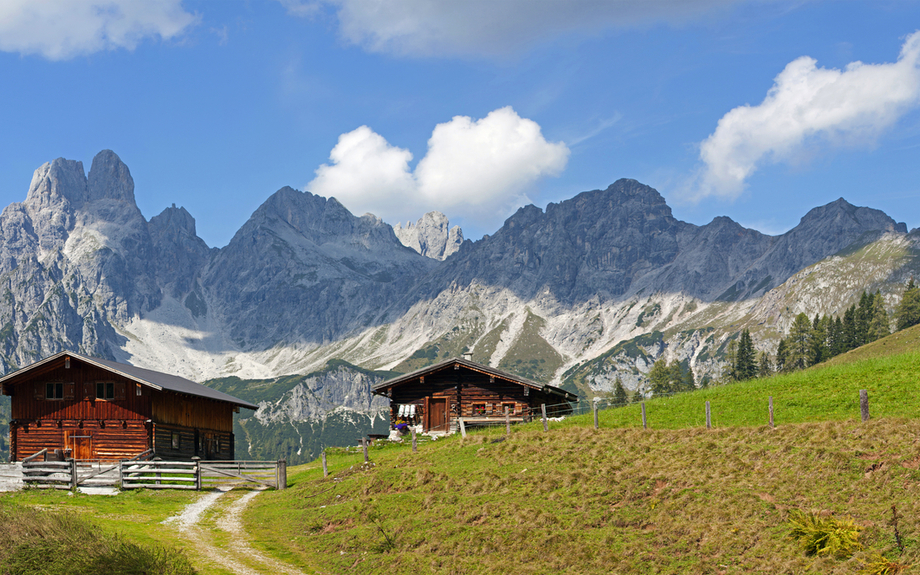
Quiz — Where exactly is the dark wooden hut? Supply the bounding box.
[372,356,577,433]
[0,351,257,462]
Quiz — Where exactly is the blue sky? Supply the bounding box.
[1,1,920,248]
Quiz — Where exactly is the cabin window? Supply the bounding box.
[46,382,63,400]
[96,382,115,400]
[171,432,180,450]
[502,402,516,415]
[472,403,486,416]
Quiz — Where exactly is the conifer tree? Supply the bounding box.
[724,339,737,381]
[757,351,772,378]
[896,277,920,331]
[612,377,629,406]
[682,364,696,391]
[735,329,756,381]
[775,338,788,372]
[668,359,684,391]
[649,358,672,396]
[867,291,890,342]
[809,314,827,366]
[787,313,812,370]
[856,291,872,346]
[842,305,857,352]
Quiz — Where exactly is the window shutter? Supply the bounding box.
[63,383,75,400]
[34,383,44,401]
[114,382,126,401]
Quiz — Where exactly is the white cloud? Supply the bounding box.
[284,0,738,58]
[307,107,569,229]
[0,0,198,60]
[309,126,417,219]
[692,31,920,201]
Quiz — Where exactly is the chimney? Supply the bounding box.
[462,352,473,362]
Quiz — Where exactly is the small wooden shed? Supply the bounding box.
[0,351,257,462]
[372,357,577,433]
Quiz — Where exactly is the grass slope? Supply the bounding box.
[247,420,920,574]
[241,327,920,574]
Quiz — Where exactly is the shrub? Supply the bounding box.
[860,552,911,575]
[787,509,861,558]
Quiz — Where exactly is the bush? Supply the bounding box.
[787,509,861,559]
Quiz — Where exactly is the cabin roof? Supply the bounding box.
[372,357,578,401]
[0,351,258,410]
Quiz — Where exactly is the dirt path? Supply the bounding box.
[162,486,310,575]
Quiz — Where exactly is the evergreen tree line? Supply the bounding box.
[607,280,920,400]
[727,280,920,380]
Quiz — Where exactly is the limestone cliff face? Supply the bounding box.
[252,364,389,425]
[200,186,436,349]
[394,211,464,260]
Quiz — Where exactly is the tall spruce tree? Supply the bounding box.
[649,359,672,396]
[682,364,696,391]
[787,313,812,370]
[867,291,890,343]
[735,329,756,381]
[612,377,629,406]
[896,277,920,331]
[775,338,788,372]
[757,351,773,378]
[809,314,827,366]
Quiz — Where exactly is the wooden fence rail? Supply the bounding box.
[21,458,287,491]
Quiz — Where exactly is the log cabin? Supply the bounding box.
[0,351,257,462]
[372,356,577,433]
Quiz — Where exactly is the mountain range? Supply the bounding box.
[0,150,916,463]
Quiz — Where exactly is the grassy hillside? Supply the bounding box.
[246,419,920,574]
[240,327,920,574]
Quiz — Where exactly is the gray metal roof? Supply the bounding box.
[0,351,258,410]
[372,356,577,401]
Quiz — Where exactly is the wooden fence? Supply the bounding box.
[20,450,287,491]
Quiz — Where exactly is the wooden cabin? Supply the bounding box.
[372,357,577,433]
[0,351,257,462]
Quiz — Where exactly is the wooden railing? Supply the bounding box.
[21,456,287,491]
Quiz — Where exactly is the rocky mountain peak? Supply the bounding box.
[25,157,88,211]
[149,204,200,240]
[393,211,464,260]
[87,150,135,205]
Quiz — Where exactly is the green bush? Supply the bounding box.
[788,509,861,559]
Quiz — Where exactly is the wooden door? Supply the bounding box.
[428,398,447,432]
[66,431,94,460]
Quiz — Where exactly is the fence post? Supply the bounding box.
[768,396,774,429]
[641,402,647,429]
[154,457,162,486]
[541,404,548,432]
[505,407,511,435]
[277,459,287,490]
[411,428,418,453]
[705,401,711,429]
[860,389,870,422]
[70,458,78,491]
[321,450,329,477]
[459,417,467,438]
[192,456,201,491]
[593,398,599,430]
[361,438,369,463]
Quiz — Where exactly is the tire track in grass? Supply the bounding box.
[163,486,310,575]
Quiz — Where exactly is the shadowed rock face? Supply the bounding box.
[200,186,436,348]
[406,179,907,305]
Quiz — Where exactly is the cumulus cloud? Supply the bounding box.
[284,0,738,58]
[691,31,920,201]
[0,0,198,60]
[307,107,569,228]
